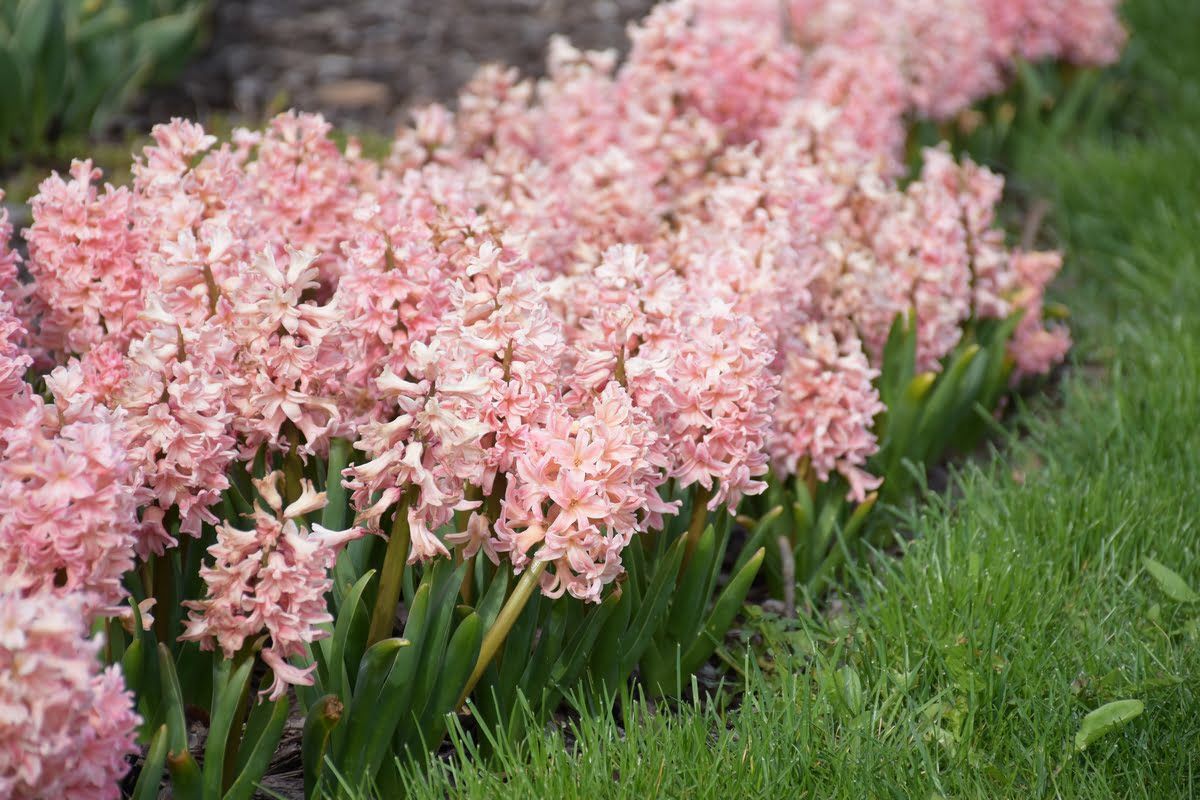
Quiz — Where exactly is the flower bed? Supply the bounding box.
[0,0,1123,797]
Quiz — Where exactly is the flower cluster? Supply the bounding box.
[0,587,139,800]
[496,384,674,602]
[0,354,139,620]
[181,472,364,700]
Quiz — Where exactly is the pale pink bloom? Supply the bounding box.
[0,386,139,618]
[181,472,365,700]
[0,300,33,429]
[660,301,779,510]
[23,161,143,358]
[770,323,885,501]
[1008,250,1072,379]
[218,247,348,456]
[982,0,1126,66]
[496,384,674,603]
[0,192,18,292]
[0,587,139,800]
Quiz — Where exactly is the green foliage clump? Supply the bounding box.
[0,0,206,165]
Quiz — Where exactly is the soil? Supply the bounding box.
[140,0,659,134]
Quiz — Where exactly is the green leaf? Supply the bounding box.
[732,505,783,577]
[166,749,203,800]
[12,0,55,64]
[302,695,343,800]
[157,643,189,754]
[619,536,687,677]
[667,524,715,643]
[417,612,482,749]
[586,584,631,700]
[233,676,286,775]
[121,638,145,695]
[1074,699,1144,751]
[0,45,28,144]
[326,569,376,700]
[133,724,169,800]
[222,695,289,800]
[1143,558,1199,603]
[338,580,428,781]
[131,9,200,63]
[679,547,764,676]
[547,591,621,700]
[203,655,255,798]
[836,665,864,717]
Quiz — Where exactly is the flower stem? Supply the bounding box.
[457,558,547,708]
[367,494,412,646]
[682,484,712,567]
[283,424,304,506]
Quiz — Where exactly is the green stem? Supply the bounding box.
[367,493,413,646]
[283,425,304,506]
[322,437,353,531]
[152,552,172,645]
[682,484,713,567]
[457,558,548,707]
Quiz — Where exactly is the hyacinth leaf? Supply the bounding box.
[324,569,376,700]
[679,547,765,677]
[879,371,937,494]
[732,505,783,581]
[359,589,439,770]
[234,674,289,775]
[475,567,511,630]
[913,344,982,463]
[703,513,735,617]
[166,749,203,800]
[11,0,54,65]
[1143,558,1200,603]
[339,582,428,778]
[27,2,65,145]
[133,724,169,800]
[586,584,632,703]
[120,634,144,694]
[619,535,687,677]
[880,312,918,411]
[0,48,22,150]
[624,533,648,608]
[840,492,879,547]
[223,693,288,800]
[811,494,843,565]
[346,638,405,741]
[667,524,715,644]
[1074,699,1145,751]
[927,344,990,459]
[411,561,469,711]
[475,592,542,730]
[302,695,343,800]
[517,600,571,709]
[954,312,1024,450]
[202,655,255,799]
[157,643,188,754]
[416,611,482,753]
[546,590,621,707]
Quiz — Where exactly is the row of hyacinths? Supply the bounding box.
[0,0,1124,796]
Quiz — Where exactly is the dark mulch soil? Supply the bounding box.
[141,0,659,133]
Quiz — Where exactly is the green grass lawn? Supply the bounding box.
[380,0,1200,797]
